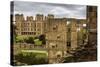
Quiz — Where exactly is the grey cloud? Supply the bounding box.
[13,1,86,19]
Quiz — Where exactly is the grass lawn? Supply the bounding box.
[21,49,48,57]
[34,39,42,46]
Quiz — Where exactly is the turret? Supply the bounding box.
[47,14,54,19]
[15,14,24,22]
[35,14,44,21]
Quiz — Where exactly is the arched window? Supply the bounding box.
[53,25,57,31]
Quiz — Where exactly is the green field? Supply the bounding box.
[14,50,48,65]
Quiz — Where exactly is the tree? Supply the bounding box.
[24,37,34,44]
[38,34,46,44]
[13,23,17,43]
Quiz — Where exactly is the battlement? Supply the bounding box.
[15,14,86,23]
[15,14,55,22]
[26,16,33,21]
[47,14,54,19]
[15,14,24,22]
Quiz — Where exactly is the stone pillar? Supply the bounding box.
[71,19,78,50]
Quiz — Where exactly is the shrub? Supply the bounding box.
[24,37,34,44]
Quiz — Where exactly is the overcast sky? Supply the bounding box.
[13,1,86,19]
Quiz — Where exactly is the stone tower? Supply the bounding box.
[21,16,35,36]
[15,14,25,35]
[46,18,67,63]
[35,14,45,36]
[87,6,97,46]
[66,19,78,51]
